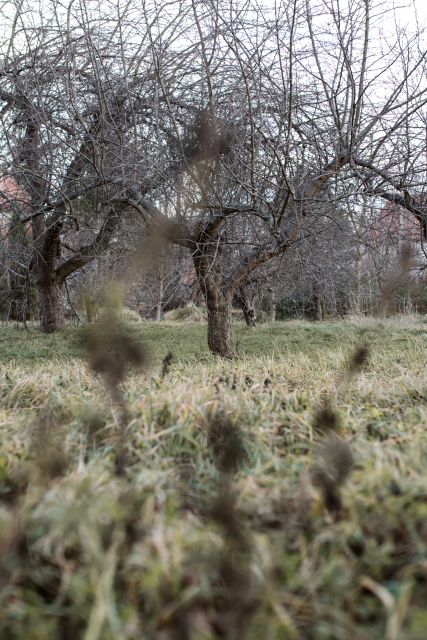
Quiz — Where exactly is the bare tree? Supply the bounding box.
[1,0,426,356]
[152,0,427,355]
[0,0,215,330]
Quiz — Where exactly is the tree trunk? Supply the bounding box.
[192,230,235,358]
[38,278,65,332]
[313,286,323,321]
[234,287,256,327]
[155,301,162,322]
[31,205,65,332]
[269,289,276,322]
[351,255,362,314]
[155,264,164,321]
[315,295,323,321]
[206,293,234,358]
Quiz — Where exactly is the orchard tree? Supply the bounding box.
[155,0,427,355]
[0,0,216,331]
[1,0,426,356]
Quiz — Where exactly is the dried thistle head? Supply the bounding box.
[207,411,247,474]
[310,435,354,516]
[160,351,173,380]
[310,466,343,514]
[313,399,341,433]
[32,413,69,482]
[348,344,369,376]
[81,408,108,456]
[208,488,258,638]
[79,308,148,387]
[320,435,354,485]
[209,490,249,548]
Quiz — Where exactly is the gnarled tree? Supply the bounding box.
[148,0,427,356]
[1,0,426,355]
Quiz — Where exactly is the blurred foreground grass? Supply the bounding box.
[1,317,427,639]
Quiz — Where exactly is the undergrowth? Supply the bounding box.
[0,318,427,639]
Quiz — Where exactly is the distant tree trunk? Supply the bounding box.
[234,287,256,327]
[242,303,256,327]
[269,288,276,322]
[351,255,362,314]
[313,286,323,321]
[316,298,323,321]
[155,301,162,322]
[155,263,164,321]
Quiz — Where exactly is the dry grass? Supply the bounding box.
[0,318,427,638]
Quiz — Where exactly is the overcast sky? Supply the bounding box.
[383,0,427,42]
[1,0,427,27]
[1,0,426,59]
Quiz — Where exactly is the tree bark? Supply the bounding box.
[206,292,234,358]
[32,210,65,332]
[38,277,65,332]
[192,232,235,358]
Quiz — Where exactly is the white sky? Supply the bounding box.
[1,0,427,29]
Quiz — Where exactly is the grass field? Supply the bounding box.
[1,316,427,639]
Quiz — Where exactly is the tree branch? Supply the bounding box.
[55,207,120,284]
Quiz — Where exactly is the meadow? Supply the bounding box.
[1,316,427,639]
